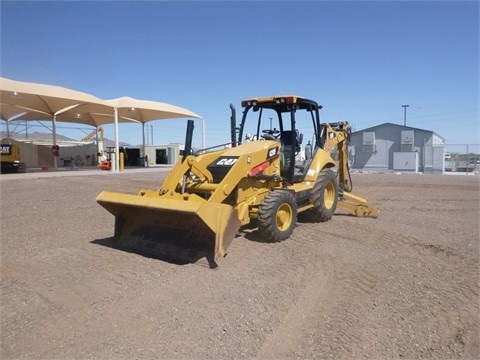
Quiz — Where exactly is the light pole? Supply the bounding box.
[150,125,153,145]
[401,104,409,127]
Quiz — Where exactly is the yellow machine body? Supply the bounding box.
[97,95,379,267]
[1,143,26,173]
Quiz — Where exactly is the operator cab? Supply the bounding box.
[237,95,322,183]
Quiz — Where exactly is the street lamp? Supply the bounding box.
[401,105,409,127]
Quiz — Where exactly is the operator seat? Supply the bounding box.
[280,130,302,153]
[280,130,302,176]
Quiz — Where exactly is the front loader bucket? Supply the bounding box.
[96,191,242,267]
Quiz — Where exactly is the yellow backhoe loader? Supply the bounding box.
[97,95,378,267]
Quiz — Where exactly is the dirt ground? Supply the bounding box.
[1,169,479,359]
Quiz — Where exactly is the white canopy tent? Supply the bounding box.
[1,77,203,171]
[59,96,203,171]
[0,77,112,169]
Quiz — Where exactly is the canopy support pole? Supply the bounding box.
[53,115,58,170]
[142,122,146,157]
[6,120,11,143]
[95,126,100,165]
[53,104,83,171]
[114,107,119,173]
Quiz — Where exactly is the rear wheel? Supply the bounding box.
[304,168,338,222]
[258,190,297,242]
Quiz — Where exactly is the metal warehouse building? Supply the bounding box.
[349,123,446,173]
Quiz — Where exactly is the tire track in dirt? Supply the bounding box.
[256,215,479,359]
[254,257,334,359]
[328,220,480,358]
[251,219,382,358]
[254,246,382,359]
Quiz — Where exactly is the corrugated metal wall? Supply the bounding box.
[350,124,445,173]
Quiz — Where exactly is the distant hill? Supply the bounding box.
[1,131,73,141]
[0,131,131,147]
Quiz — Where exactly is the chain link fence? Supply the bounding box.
[443,144,480,174]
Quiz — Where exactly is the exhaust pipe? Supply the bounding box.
[230,104,237,147]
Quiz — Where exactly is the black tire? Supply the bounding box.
[258,190,297,242]
[304,168,338,222]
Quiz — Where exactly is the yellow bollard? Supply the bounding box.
[119,152,124,172]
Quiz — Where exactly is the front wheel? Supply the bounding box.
[258,190,297,242]
[304,168,338,222]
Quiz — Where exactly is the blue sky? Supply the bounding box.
[1,0,479,147]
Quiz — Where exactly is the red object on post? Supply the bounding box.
[52,145,60,157]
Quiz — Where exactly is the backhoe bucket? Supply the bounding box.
[337,192,380,218]
[96,191,242,267]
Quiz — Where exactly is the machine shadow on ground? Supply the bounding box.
[90,237,213,267]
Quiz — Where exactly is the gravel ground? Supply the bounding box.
[1,169,479,359]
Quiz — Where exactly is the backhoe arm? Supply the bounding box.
[322,122,352,192]
[322,122,379,218]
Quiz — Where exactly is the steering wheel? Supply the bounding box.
[262,129,280,140]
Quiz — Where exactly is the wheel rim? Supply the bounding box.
[323,181,336,209]
[276,203,293,231]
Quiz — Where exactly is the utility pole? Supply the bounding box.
[401,105,409,127]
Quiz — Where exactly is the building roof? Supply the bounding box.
[352,122,445,141]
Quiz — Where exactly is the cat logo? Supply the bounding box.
[1,145,12,155]
[216,157,238,166]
